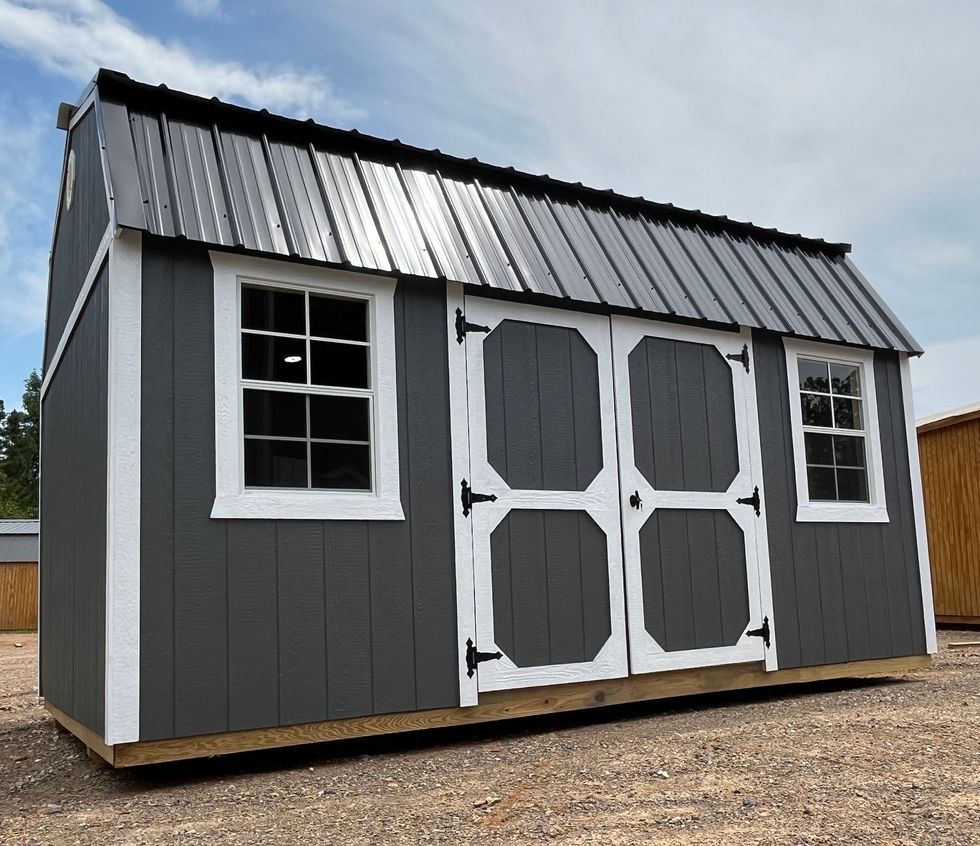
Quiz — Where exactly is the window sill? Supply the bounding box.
[211,491,405,521]
[795,503,889,524]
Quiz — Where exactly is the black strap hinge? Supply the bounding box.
[726,343,750,373]
[455,307,490,344]
[465,637,502,677]
[746,616,771,649]
[736,486,761,517]
[460,478,497,517]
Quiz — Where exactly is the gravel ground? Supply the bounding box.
[1,630,978,845]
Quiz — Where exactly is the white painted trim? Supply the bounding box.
[462,296,629,692]
[611,317,772,674]
[40,224,113,400]
[783,338,889,523]
[447,283,478,706]
[210,251,404,521]
[901,355,938,653]
[104,229,142,744]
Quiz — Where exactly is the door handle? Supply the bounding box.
[629,490,642,510]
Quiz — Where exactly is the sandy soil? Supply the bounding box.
[1,630,978,845]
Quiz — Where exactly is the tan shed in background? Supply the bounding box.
[0,520,39,631]
[917,404,980,626]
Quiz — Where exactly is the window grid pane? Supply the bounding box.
[241,283,374,492]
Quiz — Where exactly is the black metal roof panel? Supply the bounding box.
[92,69,921,354]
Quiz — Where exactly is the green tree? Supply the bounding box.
[0,370,40,518]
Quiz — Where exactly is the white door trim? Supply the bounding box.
[459,296,628,692]
[611,317,776,673]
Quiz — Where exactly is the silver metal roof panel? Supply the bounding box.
[94,72,922,354]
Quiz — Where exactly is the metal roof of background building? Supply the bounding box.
[0,520,39,535]
[91,70,921,354]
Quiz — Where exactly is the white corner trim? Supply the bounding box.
[41,224,113,400]
[210,251,404,521]
[900,355,938,653]
[446,283,478,707]
[783,338,889,524]
[105,229,142,744]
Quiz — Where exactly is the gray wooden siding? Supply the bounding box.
[628,337,738,492]
[753,330,926,667]
[483,321,602,491]
[44,108,110,370]
[139,239,459,741]
[39,266,108,736]
[490,509,611,667]
[639,509,749,651]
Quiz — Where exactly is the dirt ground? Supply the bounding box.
[1,631,978,845]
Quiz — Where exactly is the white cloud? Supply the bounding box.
[0,0,360,121]
[910,335,980,419]
[0,100,52,339]
[175,0,220,19]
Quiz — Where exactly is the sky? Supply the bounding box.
[0,0,977,417]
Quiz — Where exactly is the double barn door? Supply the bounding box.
[450,293,774,703]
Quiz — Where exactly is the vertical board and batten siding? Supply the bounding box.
[0,563,38,630]
[753,331,926,667]
[39,267,109,734]
[44,108,110,369]
[139,238,459,741]
[918,417,980,621]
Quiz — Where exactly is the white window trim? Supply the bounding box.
[783,338,888,523]
[210,251,404,521]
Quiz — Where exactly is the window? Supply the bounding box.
[211,253,403,520]
[784,339,887,523]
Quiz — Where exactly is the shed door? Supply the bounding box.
[461,297,628,692]
[612,317,775,674]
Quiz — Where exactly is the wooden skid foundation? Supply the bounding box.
[936,614,980,627]
[47,654,930,768]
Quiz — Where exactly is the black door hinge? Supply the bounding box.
[460,478,497,517]
[736,485,761,517]
[726,343,750,373]
[465,637,502,677]
[455,307,491,344]
[746,616,771,649]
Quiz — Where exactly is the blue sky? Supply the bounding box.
[0,0,978,416]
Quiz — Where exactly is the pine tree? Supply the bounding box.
[0,370,40,518]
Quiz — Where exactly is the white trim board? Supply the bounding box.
[210,251,404,521]
[783,338,889,523]
[447,283,478,707]
[41,224,112,400]
[104,229,142,744]
[900,355,938,654]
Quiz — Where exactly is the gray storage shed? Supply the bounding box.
[41,69,936,766]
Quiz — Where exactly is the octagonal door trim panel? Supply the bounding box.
[611,317,778,674]
[461,296,628,693]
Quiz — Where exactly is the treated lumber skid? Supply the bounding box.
[47,654,931,768]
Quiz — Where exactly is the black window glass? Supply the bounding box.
[244,439,308,488]
[830,363,861,397]
[801,393,832,427]
[798,359,829,393]
[833,397,863,430]
[243,389,307,438]
[310,395,370,442]
[310,341,369,388]
[242,334,307,383]
[310,294,368,342]
[806,466,837,501]
[835,468,869,502]
[311,442,371,490]
[833,435,866,468]
[804,432,833,465]
[241,285,305,335]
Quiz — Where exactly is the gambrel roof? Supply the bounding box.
[88,69,920,354]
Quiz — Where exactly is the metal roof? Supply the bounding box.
[92,69,921,354]
[917,401,980,434]
[0,519,39,536]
